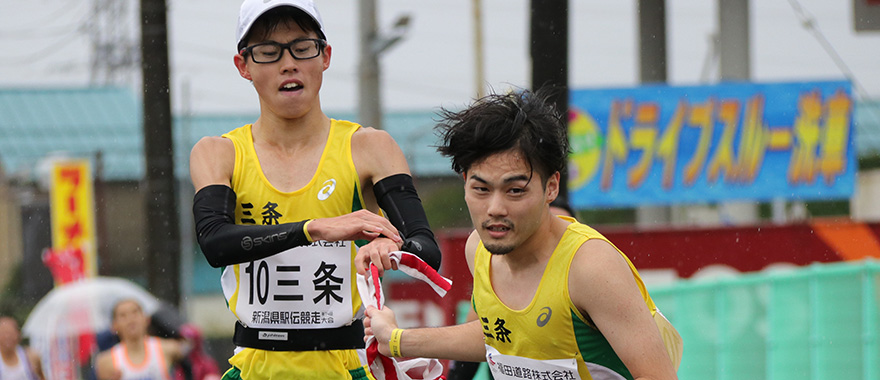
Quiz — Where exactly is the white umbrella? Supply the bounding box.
[23,277,160,340]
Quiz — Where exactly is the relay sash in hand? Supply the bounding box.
[356,251,452,380]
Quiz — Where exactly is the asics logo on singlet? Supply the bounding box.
[536,307,552,327]
[241,232,288,250]
[318,179,336,200]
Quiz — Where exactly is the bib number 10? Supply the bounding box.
[245,261,270,304]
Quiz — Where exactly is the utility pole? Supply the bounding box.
[140,0,180,306]
[358,0,411,130]
[718,0,761,225]
[718,0,750,81]
[473,0,485,98]
[530,0,569,203]
[358,0,381,129]
[638,0,667,84]
[636,0,671,227]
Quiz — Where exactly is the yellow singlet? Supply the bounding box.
[472,216,679,380]
[218,120,373,380]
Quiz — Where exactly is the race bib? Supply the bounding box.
[485,345,582,380]
[222,241,354,329]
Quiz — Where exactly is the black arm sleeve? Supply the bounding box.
[193,185,311,268]
[373,174,442,271]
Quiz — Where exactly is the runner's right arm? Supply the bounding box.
[190,137,401,267]
[362,232,486,361]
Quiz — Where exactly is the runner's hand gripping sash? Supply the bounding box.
[356,251,452,380]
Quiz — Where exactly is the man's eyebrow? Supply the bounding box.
[468,174,488,184]
[467,174,530,184]
[503,174,530,184]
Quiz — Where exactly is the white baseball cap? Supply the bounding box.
[237,0,326,49]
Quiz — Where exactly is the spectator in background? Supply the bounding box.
[0,316,43,380]
[94,300,188,380]
[173,325,220,380]
[93,303,218,380]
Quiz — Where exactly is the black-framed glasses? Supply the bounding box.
[240,38,326,64]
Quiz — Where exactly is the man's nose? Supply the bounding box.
[486,193,507,217]
[278,48,300,71]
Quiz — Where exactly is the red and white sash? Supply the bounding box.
[356,251,452,380]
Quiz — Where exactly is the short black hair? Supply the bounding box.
[238,6,326,52]
[435,87,570,183]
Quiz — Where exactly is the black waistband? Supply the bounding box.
[233,320,365,351]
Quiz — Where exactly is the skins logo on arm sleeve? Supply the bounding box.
[192,185,311,267]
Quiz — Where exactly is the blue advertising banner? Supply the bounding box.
[568,81,855,208]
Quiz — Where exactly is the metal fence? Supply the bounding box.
[651,259,880,380]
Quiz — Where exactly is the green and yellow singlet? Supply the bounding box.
[472,216,677,380]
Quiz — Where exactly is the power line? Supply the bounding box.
[0,33,83,65]
[0,21,87,40]
[785,0,872,100]
[0,0,85,35]
[699,32,719,83]
[784,0,880,138]
[174,41,234,61]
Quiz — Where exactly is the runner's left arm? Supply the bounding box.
[353,128,442,274]
[373,173,441,271]
[571,240,678,380]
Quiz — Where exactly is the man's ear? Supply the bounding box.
[546,171,560,204]
[234,54,252,81]
[322,44,332,71]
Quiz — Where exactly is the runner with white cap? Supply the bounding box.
[189,1,442,379]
